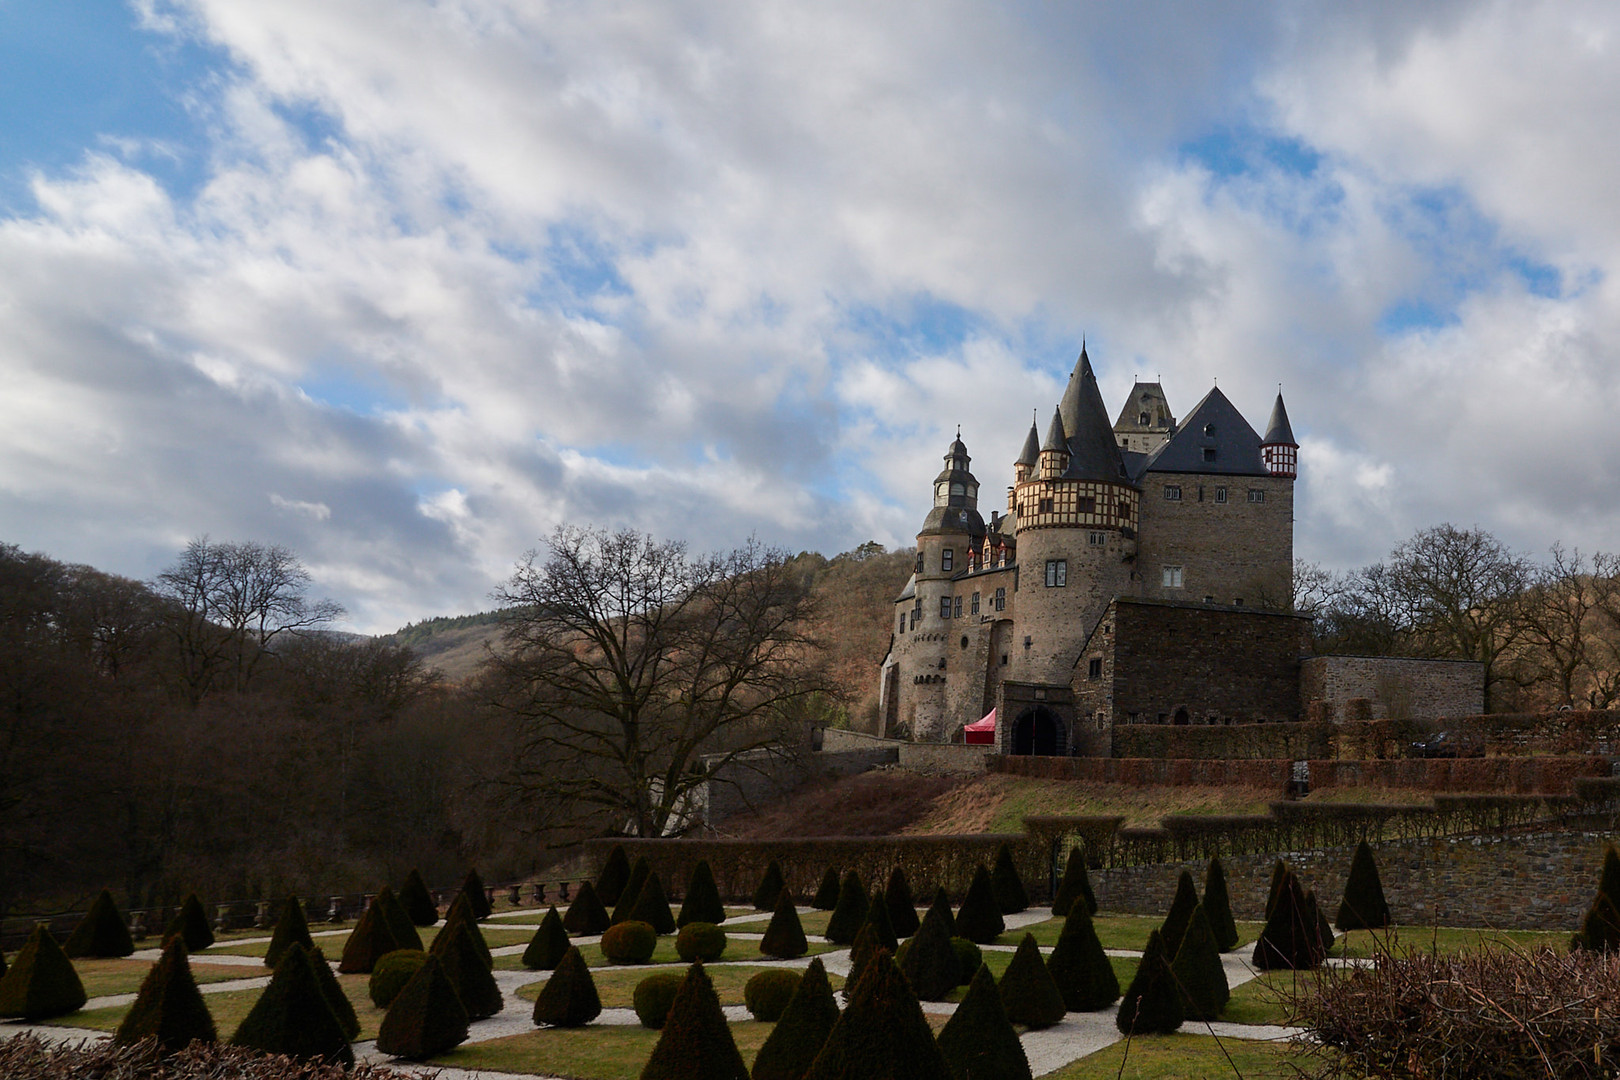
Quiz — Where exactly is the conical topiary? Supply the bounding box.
[937,962,1033,1080]
[823,870,869,945]
[434,917,503,1019]
[754,860,787,912]
[954,866,1005,945]
[812,868,841,910]
[1600,844,1620,908]
[628,871,678,935]
[433,892,492,969]
[378,886,424,952]
[846,923,884,992]
[309,946,360,1041]
[1158,870,1200,961]
[1052,847,1097,918]
[460,869,492,921]
[1264,859,1289,919]
[991,844,1029,915]
[641,961,749,1080]
[1252,869,1326,971]
[532,945,601,1027]
[597,844,633,907]
[750,956,840,1080]
[1169,903,1229,1021]
[401,869,439,926]
[564,879,612,936]
[0,924,86,1021]
[804,950,951,1080]
[165,893,215,953]
[760,890,809,960]
[885,867,920,938]
[339,895,402,974]
[679,860,726,927]
[1202,857,1239,952]
[612,857,652,925]
[375,953,468,1060]
[998,932,1065,1029]
[1336,840,1391,931]
[63,889,134,959]
[897,902,960,1002]
[264,897,313,969]
[925,886,956,937]
[113,936,216,1049]
[861,888,898,952]
[1045,903,1119,1012]
[1305,889,1336,956]
[523,907,572,970]
[1572,891,1620,952]
[1115,929,1182,1036]
[230,943,353,1066]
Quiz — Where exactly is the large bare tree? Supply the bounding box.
[490,525,825,838]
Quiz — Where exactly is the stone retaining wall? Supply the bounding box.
[897,741,992,774]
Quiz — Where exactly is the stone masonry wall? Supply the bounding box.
[897,741,993,775]
[1301,655,1483,721]
[1092,829,1618,930]
[1135,471,1293,608]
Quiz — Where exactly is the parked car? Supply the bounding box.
[1409,731,1483,758]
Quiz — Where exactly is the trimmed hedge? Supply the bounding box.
[523,906,572,970]
[400,869,439,926]
[679,860,726,927]
[309,947,360,1041]
[992,844,1029,915]
[862,888,898,952]
[750,957,839,1080]
[1045,904,1118,1012]
[936,962,1032,1080]
[375,953,468,1060]
[564,880,611,936]
[1571,892,1620,952]
[113,936,216,1050]
[1253,867,1328,971]
[339,895,402,974]
[1158,870,1199,961]
[377,886,424,953]
[641,961,750,1080]
[432,918,504,1019]
[812,868,840,911]
[597,844,632,907]
[897,902,959,1002]
[760,891,808,960]
[460,869,492,921]
[1169,904,1229,1021]
[369,949,428,1009]
[997,933,1065,1029]
[1203,857,1240,952]
[634,972,683,1029]
[754,860,786,912]
[532,945,601,1027]
[948,938,981,987]
[165,893,214,953]
[1115,929,1182,1036]
[846,924,883,992]
[601,920,658,964]
[954,866,1004,945]
[885,866,920,938]
[1336,840,1392,931]
[264,897,313,969]
[1051,847,1096,919]
[434,892,492,969]
[925,887,955,937]
[675,922,727,963]
[611,857,651,925]
[0,924,87,1021]
[64,889,134,959]
[803,951,951,1080]
[823,870,869,945]
[627,871,678,935]
[744,968,801,1022]
[230,943,353,1066]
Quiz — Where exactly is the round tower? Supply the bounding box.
[1260,391,1298,478]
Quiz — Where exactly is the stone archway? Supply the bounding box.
[1011,706,1066,756]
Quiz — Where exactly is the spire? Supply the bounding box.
[1263,392,1297,447]
[1015,413,1041,468]
[1041,406,1067,452]
[1056,347,1130,484]
[1261,390,1298,479]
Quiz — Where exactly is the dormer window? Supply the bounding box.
[1138,412,1150,425]
[1204,423,1216,436]
[1203,447,1217,462]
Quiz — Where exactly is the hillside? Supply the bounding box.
[379,610,507,683]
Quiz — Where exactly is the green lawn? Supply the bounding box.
[515,963,846,1010]
[1047,1032,1298,1079]
[495,936,841,971]
[49,974,386,1042]
[210,923,533,958]
[1330,924,1570,959]
[993,914,1263,952]
[73,958,261,999]
[429,1019,776,1080]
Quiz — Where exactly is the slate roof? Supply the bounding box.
[1143,386,1269,477]
[1112,380,1175,434]
[1263,392,1297,447]
[1041,407,1067,453]
[1015,419,1041,467]
[1055,348,1132,484]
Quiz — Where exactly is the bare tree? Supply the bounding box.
[490,525,825,838]
[1516,545,1620,708]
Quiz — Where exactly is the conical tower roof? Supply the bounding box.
[1041,407,1067,453]
[1262,392,1297,447]
[1015,416,1041,467]
[1055,347,1130,484]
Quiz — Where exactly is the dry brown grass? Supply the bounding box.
[901,774,1279,834]
[720,770,963,837]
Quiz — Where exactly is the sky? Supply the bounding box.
[3,1,1620,634]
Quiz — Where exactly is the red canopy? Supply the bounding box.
[964,708,996,745]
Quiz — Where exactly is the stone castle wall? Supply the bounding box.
[1301,655,1484,721]
[1135,471,1293,607]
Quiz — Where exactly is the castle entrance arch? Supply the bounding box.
[1011,707,1065,756]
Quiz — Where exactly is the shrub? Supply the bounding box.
[165,894,214,953]
[760,890,808,960]
[634,972,684,1029]
[1051,847,1096,919]
[949,938,981,986]
[1264,858,1288,919]
[264,896,313,969]
[460,869,492,921]
[1253,868,1328,971]
[744,968,802,1021]
[803,951,951,1080]
[564,880,612,936]
[954,866,1004,945]
[754,860,787,911]
[532,945,601,1027]
[1046,904,1119,1012]
[230,943,354,1066]
[1572,891,1620,952]
[751,957,839,1080]
[847,924,883,992]
[369,949,428,1008]
[113,936,216,1050]
[338,895,402,974]
[997,933,1065,1029]
[1336,841,1391,931]
[64,888,134,959]
[1158,870,1200,960]
[812,867,841,910]
[523,907,572,970]
[1202,857,1240,952]
[1601,843,1620,906]
[308,947,360,1040]
[676,922,727,963]
[824,870,869,945]
[628,871,677,935]
[611,856,652,925]
[433,892,492,969]
[432,918,503,1019]
[1115,929,1182,1036]
[375,953,468,1060]
[400,868,439,926]
[642,961,750,1080]
[897,902,959,1002]
[679,860,726,927]
[991,844,1028,915]
[601,920,658,964]
[1169,904,1229,1021]
[885,866,920,938]
[1306,889,1336,956]
[377,885,424,952]
[936,963,1032,1080]
[925,886,956,937]
[596,843,632,907]
[0,924,87,1020]
[862,888,899,952]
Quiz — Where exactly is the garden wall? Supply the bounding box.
[896,742,992,774]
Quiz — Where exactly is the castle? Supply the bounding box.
[876,347,1308,754]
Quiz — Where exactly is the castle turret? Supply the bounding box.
[1013,415,1041,483]
[1038,408,1069,479]
[1260,392,1298,479]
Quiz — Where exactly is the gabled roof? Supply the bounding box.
[1112,380,1174,434]
[1055,348,1131,484]
[1144,386,1268,477]
[1263,392,1297,447]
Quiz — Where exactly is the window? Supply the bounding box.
[1215,486,1227,503]
[1038,497,1053,514]
[1088,531,1105,546]
[1248,489,1266,503]
[971,592,980,615]
[1202,446,1217,462]
[940,596,952,619]
[1118,500,1130,519]
[994,587,1006,611]
[1204,423,1216,436]
[1087,658,1102,679]
[1163,485,1182,501]
[1162,565,1184,588]
[1079,496,1096,513]
[908,610,917,631]
[941,548,953,572]
[1138,411,1149,425]
[953,596,963,618]
[1234,598,1244,606]
[898,615,905,635]
[1045,559,1067,587]
[915,552,924,572]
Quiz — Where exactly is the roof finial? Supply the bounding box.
[956,423,961,439]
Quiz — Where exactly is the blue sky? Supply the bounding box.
[3,1,1620,633]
